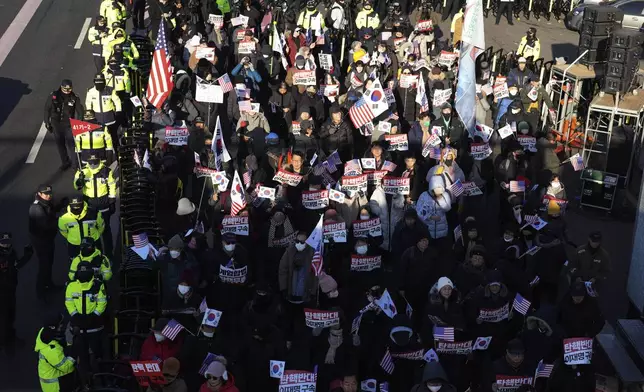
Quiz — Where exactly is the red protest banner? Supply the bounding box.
[70,119,101,137]
[130,360,166,387]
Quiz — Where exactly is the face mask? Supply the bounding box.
[203,331,215,337]
[356,245,368,255]
[178,285,190,295]
[378,48,386,53]
[263,54,269,59]
[428,386,442,392]
[89,162,100,169]
[154,333,166,342]
[295,243,306,251]
[77,271,93,283]
[360,214,370,220]
[550,181,561,190]
[509,89,518,96]
[444,159,453,167]
[422,120,431,127]
[503,234,514,242]
[71,206,83,215]
[94,82,106,90]
[170,250,181,259]
[109,63,119,71]
[224,243,236,252]
[511,109,521,114]
[81,248,94,257]
[520,128,529,135]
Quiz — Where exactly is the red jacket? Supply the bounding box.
[139,335,183,362]
[199,374,240,392]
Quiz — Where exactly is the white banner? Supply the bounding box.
[221,215,249,236]
[165,126,189,146]
[304,309,340,328]
[353,218,382,238]
[302,190,329,209]
[382,177,410,195]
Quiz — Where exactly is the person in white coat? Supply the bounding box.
[416,175,452,245]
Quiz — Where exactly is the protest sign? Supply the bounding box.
[238,41,255,54]
[438,51,458,67]
[383,177,410,195]
[350,255,382,272]
[462,181,483,196]
[497,124,514,139]
[471,143,492,160]
[302,189,329,209]
[321,84,339,97]
[293,70,316,86]
[517,135,537,151]
[273,170,303,186]
[384,88,396,104]
[385,134,409,151]
[219,265,248,284]
[433,89,452,107]
[563,337,593,365]
[323,221,347,243]
[231,15,249,26]
[221,215,249,236]
[416,20,433,32]
[435,341,473,355]
[422,134,442,157]
[208,14,224,27]
[279,371,317,392]
[353,218,382,238]
[196,78,224,103]
[391,349,425,360]
[273,232,296,247]
[494,82,509,99]
[495,376,534,392]
[130,361,166,387]
[341,174,368,194]
[165,126,189,146]
[366,170,388,186]
[478,303,509,322]
[304,309,340,328]
[399,74,418,88]
[290,121,301,135]
[318,53,333,71]
[196,47,215,61]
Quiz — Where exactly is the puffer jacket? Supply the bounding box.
[415,176,452,239]
[319,119,353,156]
[410,361,457,392]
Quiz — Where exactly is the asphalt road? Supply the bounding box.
[0,2,635,390]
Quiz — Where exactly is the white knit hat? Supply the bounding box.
[437,277,454,291]
[176,198,196,216]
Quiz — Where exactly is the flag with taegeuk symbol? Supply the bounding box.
[230,170,247,216]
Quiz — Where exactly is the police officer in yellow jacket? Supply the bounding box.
[58,196,105,258]
[517,27,541,60]
[65,262,107,360]
[74,154,117,257]
[103,56,131,127]
[34,313,75,392]
[75,110,115,164]
[88,16,109,72]
[297,0,326,31]
[68,238,112,282]
[99,0,127,30]
[355,0,380,30]
[85,74,122,127]
[103,27,140,65]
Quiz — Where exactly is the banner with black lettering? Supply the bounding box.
[563,337,593,365]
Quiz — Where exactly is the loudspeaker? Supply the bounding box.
[608,47,626,63]
[579,34,610,52]
[603,76,631,94]
[582,5,624,23]
[611,29,644,49]
[581,49,608,63]
[605,61,636,79]
[581,21,616,36]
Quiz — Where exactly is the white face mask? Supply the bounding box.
[154,333,166,342]
[428,385,442,392]
[224,243,236,252]
[511,109,521,114]
[169,250,181,259]
[520,128,529,135]
[178,285,190,295]
[360,214,370,220]
[550,181,561,190]
[356,245,368,255]
[503,234,514,242]
[509,89,518,96]
[202,331,214,338]
[295,243,306,251]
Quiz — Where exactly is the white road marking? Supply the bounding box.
[0,0,45,67]
[25,123,48,163]
[74,17,92,49]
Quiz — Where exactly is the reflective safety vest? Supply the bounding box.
[297,9,325,31]
[65,278,107,318]
[103,67,131,93]
[34,328,75,390]
[68,249,112,281]
[100,0,127,28]
[75,125,114,163]
[355,9,380,30]
[103,30,140,61]
[85,86,122,125]
[74,163,117,210]
[58,204,105,246]
[88,25,109,57]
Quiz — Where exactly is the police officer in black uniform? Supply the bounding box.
[29,185,66,299]
[0,233,33,354]
[44,79,84,171]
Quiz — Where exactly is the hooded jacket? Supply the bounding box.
[416,176,452,239]
[237,111,270,134]
[557,294,604,338]
[278,245,318,303]
[410,361,457,392]
[391,209,430,261]
[520,305,562,367]
[396,244,441,296]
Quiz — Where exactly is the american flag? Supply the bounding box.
[216,73,233,93]
[380,348,395,375]
[307,215,324,276]
[323,160,337,174]
[199,353,217,375]
[529,275,540,286]
[449,180,464,197]
[199,297,208,313]
[132,233,149,248]
[312,163,326,176]
[344,159,362,175]
[513,293,531,315]
[433,326,455,342]
[243,170,252,189]
[524,215,539,225]
[429,147,442,159]
[146,20,174,109]
[230,171,247,215]
[453,225,463,244]
[238,100,252,112]
[321,171,336,187]
[535,359,554,378]
[510,180,526,193]
[349,97,375,129]
[382,160,397,172]
[326,150,342,167]
[161,319,185,340]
